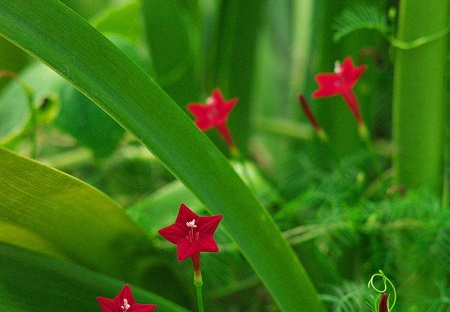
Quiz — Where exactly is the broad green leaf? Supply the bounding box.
[0,243,189,312]
[0,1,325,310]
[0,147,189,305]
[53,33,148,158]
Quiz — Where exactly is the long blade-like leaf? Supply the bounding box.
[0,1,324,310]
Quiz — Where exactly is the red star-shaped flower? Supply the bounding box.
[312,56,367,127]
[158,203,222,262]
[187,88,238,149]
[97,285,157,312]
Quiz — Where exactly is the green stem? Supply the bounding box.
[392,0,449,193]
[196,283,205,312]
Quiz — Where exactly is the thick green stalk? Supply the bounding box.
[392,0,449,193]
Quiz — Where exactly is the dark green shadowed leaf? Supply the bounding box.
[0,243,190,312]
[141,0,201,105]
[0,1,325,310]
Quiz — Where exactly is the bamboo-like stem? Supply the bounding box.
[392,0,449,193]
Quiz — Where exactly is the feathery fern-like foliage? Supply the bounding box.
[333,5,389,42]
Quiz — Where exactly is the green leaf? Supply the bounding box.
[0,1,325,310]
[332,5,389,42]
[141,0,201,105]
[0,147,157,285]
[0,243,189,312]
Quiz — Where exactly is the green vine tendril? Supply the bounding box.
[368,270,397,311]
[390,22,450,50]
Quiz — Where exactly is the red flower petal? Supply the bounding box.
[196,214,223,235]
[312,74,341,97]
[97,297,117,312]
[312,56,366,99]
[158,223,187,245]
[340,56,367,87]
[175,203,200,225]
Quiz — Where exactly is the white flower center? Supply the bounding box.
[121,298,130,311]
[206,96,215,106]
[186,219,197,228]
[334,60,342,74]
